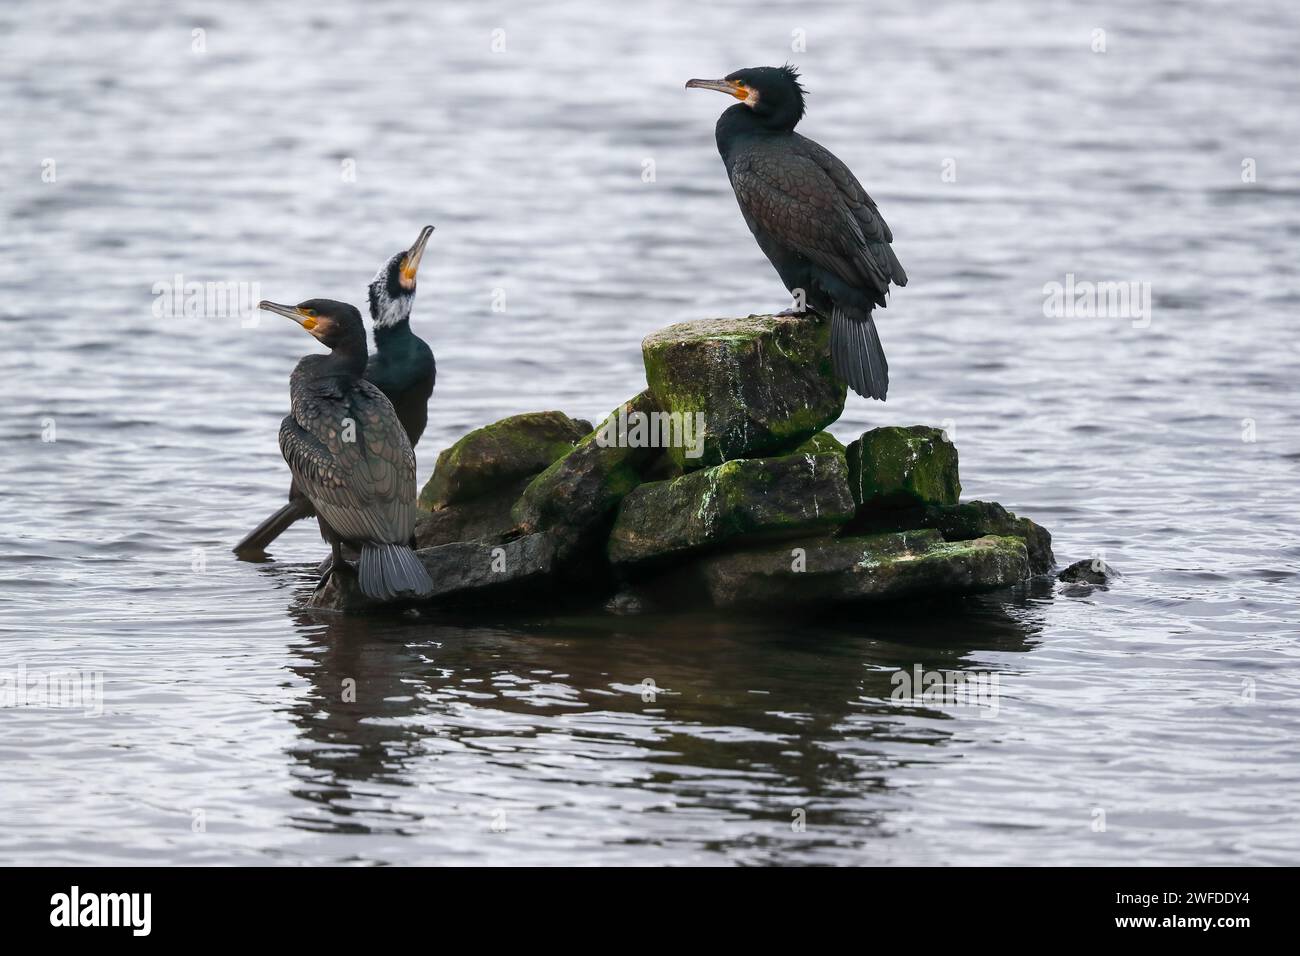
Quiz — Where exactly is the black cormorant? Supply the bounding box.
[234,226,437,556]
[258,297,432,600]
[686,66,907,400]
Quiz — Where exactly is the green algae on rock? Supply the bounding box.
[608,448,855,567]
[642,314,846,471]
[846,425,961,510]
[793,431,846,456]
[512,391,666,556]
[920,500,1054,576]
[694,530,1029,608]
[419,410,591,511]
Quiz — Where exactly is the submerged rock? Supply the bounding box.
[418,411,590,511]
[694,530,1030,609]
[1058,557,1120,586]
[513,391,666,560]
[642,314,845,471]
[608,448,854,567]
[846,425,961,510]
[309,532,559,613]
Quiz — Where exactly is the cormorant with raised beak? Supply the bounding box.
[235,226,436,556]
[258,298,432,600]
[686,66,907,400]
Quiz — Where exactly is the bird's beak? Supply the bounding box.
[400,225,434,288]
[685,78,747,99]
[259,300,317,331]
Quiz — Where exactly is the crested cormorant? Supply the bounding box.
[686,66,907,400]
[258,298,433,600]
[234,226,437,556]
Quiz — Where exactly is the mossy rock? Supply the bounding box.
[642,314,846,471]
[694,530,1029,608]
[923,500,1054,576]
[794,431,846,456]
[419,411,591,511]
[846,425,960,510]
[414,476,531,549]
[608,448,854,567]
[512,391,666,557]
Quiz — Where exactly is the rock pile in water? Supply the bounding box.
[312,313,1053,613]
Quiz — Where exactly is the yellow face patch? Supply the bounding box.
[730,82,749,100]
[300,315,317,330]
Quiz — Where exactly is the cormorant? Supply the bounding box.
[258,298,433,600]
[686,66,907,400]
[234,226,437,556]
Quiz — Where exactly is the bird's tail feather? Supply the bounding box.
[358,543,433,601]
[831,307,889,401]
[233,498,315,556]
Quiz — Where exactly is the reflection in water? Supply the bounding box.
[281,591,1044,861]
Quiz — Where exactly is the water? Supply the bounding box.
[1,0,1298,865]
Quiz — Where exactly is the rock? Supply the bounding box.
[608,449,854,567]
[419,411,591,511]
[694,530,1030,608]
[413,476,531,549]
[846,425,960,510]
[1058,558,1120,586]
[794,431,846,456]
[513,391,667,559]
[907,500,1054,576]
[605,588,654,615]
[642,313,846,471]
[309,532,559,613]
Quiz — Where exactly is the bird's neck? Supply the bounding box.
[372,317,418,351]
[716,104,793,159]
[324,333,370,379]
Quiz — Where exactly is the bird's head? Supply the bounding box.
[686,65,807,130]
[260,298,366,350]
[368,224,434,329]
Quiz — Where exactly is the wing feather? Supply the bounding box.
[279,379,416,545]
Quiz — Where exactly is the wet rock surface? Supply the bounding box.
[694,530,1030,609]
[419,411,590,511]
[846,425,961,509]
[1058,558,1120,586]
[642,314,846,471]
[513,391,667,561]
[309,531,559,613]
[608,448,855,568]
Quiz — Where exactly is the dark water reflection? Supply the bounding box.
[276,596,1045,863]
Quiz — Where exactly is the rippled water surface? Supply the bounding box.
[2,0,1299,865]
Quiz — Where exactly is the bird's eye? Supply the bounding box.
[304,309,317,318]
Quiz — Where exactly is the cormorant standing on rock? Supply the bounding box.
[234,226,437,556]
[259,298,432,600]
[686,66,907,400]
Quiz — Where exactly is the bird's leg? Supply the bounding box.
[314,540,345,592]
